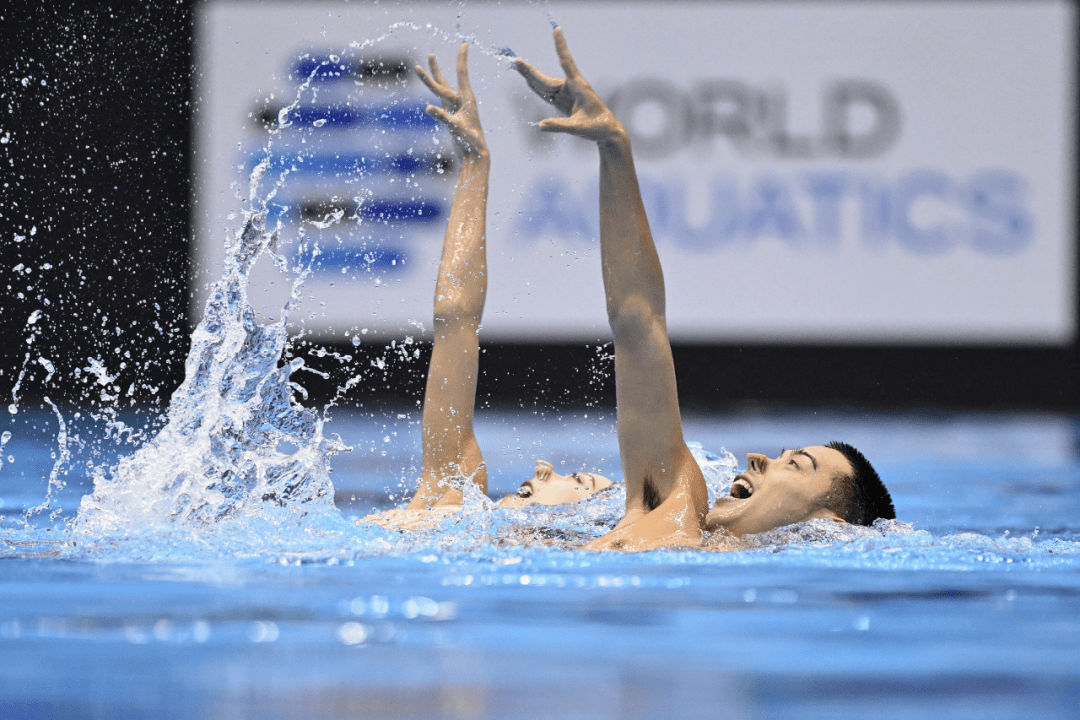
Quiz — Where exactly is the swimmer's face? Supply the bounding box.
[704,446,849,537]
[497,460,613,508]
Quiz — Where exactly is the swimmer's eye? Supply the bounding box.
[517,485,533,498]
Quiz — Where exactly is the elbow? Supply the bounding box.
[432,302,463,329]
[607,295,664,341]
[433,293,483,331]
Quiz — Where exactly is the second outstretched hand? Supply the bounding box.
[514,27,625,145]
[417,43,488,159]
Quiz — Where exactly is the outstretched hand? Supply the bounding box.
[417,43,487,158]
[514,27,625,144]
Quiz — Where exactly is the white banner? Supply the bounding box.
[194,1,1075,344]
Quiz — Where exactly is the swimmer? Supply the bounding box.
[373,33,894,545]
[365,44,613,531]
[495,460,614,510]
[514,28,895,548]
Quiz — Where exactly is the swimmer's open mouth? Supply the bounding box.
[730,477,753,499]
[517,484,533,498]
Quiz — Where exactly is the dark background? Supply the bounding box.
[1,0,1076,414]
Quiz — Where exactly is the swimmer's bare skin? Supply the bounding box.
[496,460,613,509]
[407,44,489,513]
[515,29,709,550]
[365,505,461,532]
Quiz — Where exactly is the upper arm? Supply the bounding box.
[610,293,687,470]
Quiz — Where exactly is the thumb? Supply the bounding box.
[536,116,577,134]
[425,105,455,127]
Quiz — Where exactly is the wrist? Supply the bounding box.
[597,123,631,155]
[459,146,490,165]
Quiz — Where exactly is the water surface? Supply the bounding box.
[2,409,1078,719]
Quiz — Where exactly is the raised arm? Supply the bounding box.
[516,29,707,548]
[406,44,490,510]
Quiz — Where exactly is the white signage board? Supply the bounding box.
[194,1,1075,344]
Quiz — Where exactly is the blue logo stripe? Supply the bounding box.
[287,105,437,129]
[358,200,443,222]
[249,153,441,177]
[296,246,407,271]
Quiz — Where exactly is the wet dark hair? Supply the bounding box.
[820,441,895,526]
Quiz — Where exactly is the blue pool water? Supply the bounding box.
[2,408,1079,719]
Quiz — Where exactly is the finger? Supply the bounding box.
[455,43,471,93]
[424,104,456,128]
[428,53,450,89]
[415,65,457,104]
[553,27,580,78]
[538,116,598,141]
[537,116,577,134]
[513,58,562,98]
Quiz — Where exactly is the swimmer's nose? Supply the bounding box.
[746,453,767,473]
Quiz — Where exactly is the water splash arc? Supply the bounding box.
[72,157,345,545]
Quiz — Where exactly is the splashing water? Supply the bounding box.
[23,397,69,523]
[58,31,447,557]
[7,310,45,415]
[69,155,353,555]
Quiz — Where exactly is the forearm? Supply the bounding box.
[432,152,489,326]
[598,132,666,336]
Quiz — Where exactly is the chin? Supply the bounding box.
[706,508,771,538]
[705,498,745,532]
[704,508,736,534]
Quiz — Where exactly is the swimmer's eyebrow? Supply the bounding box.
[781,448,817,471]
[793,448,817,471]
